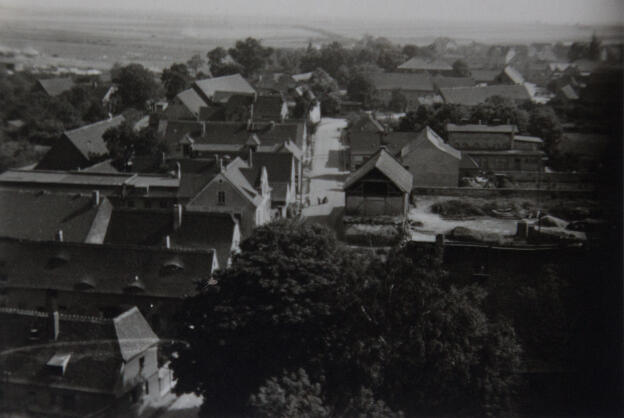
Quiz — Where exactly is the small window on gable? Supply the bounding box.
[139,356,145,372]
[218,191,226,205]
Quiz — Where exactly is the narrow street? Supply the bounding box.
[302,117,349,228]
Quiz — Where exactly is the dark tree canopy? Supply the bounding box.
[161,63,192,100]
[207,47,227,65]
[111,63,159,110]
[452,59,471,77]
[171,220,521,417]
[103,122,167,169]
[228,37,273,77]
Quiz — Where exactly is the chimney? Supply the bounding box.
[218,156,224,172]
[176,162,181,180]
[201,122,206,137]
[92,190,100,206]
[173,204,183,230]
[55,230,64,242]
[165,235,171,249]
[49,310,60,341]
[248,147,253,167]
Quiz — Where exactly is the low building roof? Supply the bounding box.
[398,57,452,72]
[37,77,75,96]
[0,306,157,394]
[0,190,112,242]
[176,88,207,117]
[470,69,500,83]
[350,131,382,155]
[193,74,255,102]
[370,72,435,92]
[402,127,461,160]
[432,76,475,90]
[344,148,413,193]
[0,237,216,298]
[440,85,531,105]
[254,95,285,119]
[64,115,125,161]
[447,123,518,134]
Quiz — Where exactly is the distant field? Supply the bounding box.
[0,7,622,72]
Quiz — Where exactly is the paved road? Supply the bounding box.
[302,118,349,227]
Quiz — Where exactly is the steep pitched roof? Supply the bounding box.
[370,72,435,92]
[176,88,207,117]
[193,74,255,102]
[0,238,216,298]
[37,77,75,96]
[440,85,531,105]
[401,127,462,160]
[250,152,294,183]
[432,76,475,90]
[0,307,157,394]
[398,57,452,72]
[447,123,518,133]
[502,66,525,85]
[254,95,285,119]
[348,113,385,133]
[64,116,125,160]
[0,190,112,242]
[344,148,413,193]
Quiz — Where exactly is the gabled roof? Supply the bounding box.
[0,307,157,394]
[432,76,475,90]
[369,72,435,92]
[0,190,112,242]
[398,57,452,72]
[401,127,462,160]
[344,148,413,193]
[176,88,207,117]
[470,69,500,83]
[64,116,125,160]
[104,209,237,270]
[0,238,216,298]
[440,85,531,105]
[447,123,518,134]
[254,95,285,119]
[348,113,385,133]
[193,74,255,102]
[502,66,525,85]
[37,77,75,96]
[221,158,266,207]
[382,132,420,156]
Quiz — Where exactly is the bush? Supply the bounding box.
[431,199,485,218]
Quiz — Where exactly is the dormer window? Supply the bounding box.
[124,276,145,294]
[46,353,71,376]
[46,251,70,270]
[161,257,185,275]
[74,277,96,291]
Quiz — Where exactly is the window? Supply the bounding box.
[217,191,226,205]
[144,200,152,209]
[139,356,145,372]
[159,200,168,208]
[144,381,150,395]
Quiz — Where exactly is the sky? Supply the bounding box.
[0,0,623,25]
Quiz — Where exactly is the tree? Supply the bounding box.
[452,59,471,77]
[528,105,562,157]
[111,64,158,110]
[228,37,273,77]
[588,33,602,61]
[346,72,375,107]
[320,94,340,117]
[161,63,192,100]
[207,47,227,65]
[103,122,167,169]
[186,54,205,75]
[172,220,375,416]
[388,90,407,112]
[210,62,244,78]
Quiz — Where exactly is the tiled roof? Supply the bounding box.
[446,123,518,133]
[37,77,75,96]
[104,209,237,270]
[382,132,420,156]
[440,85,531,105]
[0,238,216,298]
[503,66,525,85]
[0,307,157,393]
[469,69,500,83]
[254,95,285,119]
[251,152,294,183]
[398,57,452,71]
[349,131,382,154]
[0,190,112,242]
[402,127,462,160]
[0,169,134,187]
[193,74,255,102]
[221,158,266,207]
[344,148,413,193]
[432,76,475,90]
[348,113,385,133]
[64,116,125,160]
[370,72,435,92]
[176,88,207,117]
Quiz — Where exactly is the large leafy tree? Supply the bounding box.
[528,105,562,157]
[161,63,192,100]
[111,63,159,110]
[171,221,521,417]
[228,37,273,77]
[103,122,167,169]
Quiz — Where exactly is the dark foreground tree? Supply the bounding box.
[171,221,521,417]
[111,63,159,110]
[103,122,167,169]
[161,63,191,100]
[228,37,273,77]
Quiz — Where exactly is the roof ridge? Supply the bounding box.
[0,307,109,324]
[65,115,124,134]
